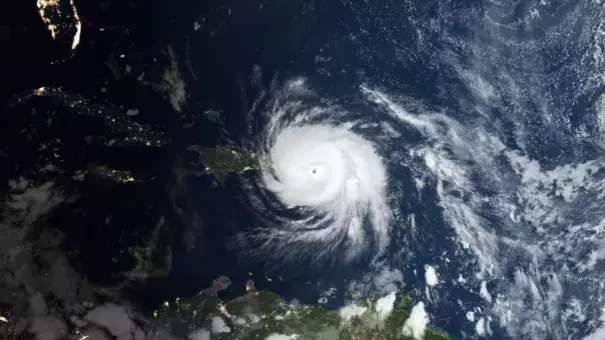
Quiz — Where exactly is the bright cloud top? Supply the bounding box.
[262,124,389,259]
[239,78,391,263]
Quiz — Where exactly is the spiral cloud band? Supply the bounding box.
[239,78,391,263]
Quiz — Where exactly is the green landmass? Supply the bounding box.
[399,221,407,230]
[187,145,259,184]
[399,293,412,308]
[153,279,449,340]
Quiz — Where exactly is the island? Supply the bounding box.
[186,145,260,184]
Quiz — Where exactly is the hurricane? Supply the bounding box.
[236,78,391,263]
[226,0,605,337]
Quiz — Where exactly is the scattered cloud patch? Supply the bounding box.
[372,266,404,294]
[6,181,64,224]
[584,306,605,340]
[339,304,367,323]
[30,316,67,340]
[348,265,404,297]
[317,287,337,305]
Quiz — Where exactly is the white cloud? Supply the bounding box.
[466,311,475,322]
[211,317,231,333]
[339,304,367,323]
[402,302,428,340]
[265,334,298,340]
[30,292,48,317]
[375,292,397,320]
[189,328,211,340]
[476,318,486,337]
[479,281,492,302]
[424,265,438,287]
[577,247,605,273]
[85,304,134,337]
[162,46,186,112]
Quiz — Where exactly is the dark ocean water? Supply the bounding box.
[4,0,605,339]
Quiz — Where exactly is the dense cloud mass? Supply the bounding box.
[238,79,391,263]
